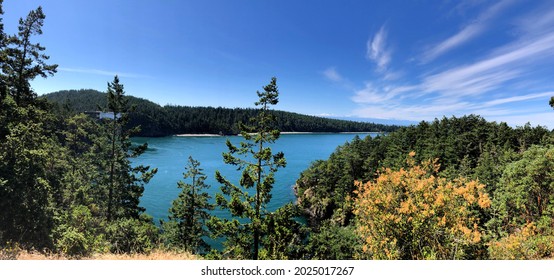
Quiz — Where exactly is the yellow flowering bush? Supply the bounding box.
[353,152,490,259]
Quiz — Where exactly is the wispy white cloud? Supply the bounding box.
[59,67,151,79]
[423,69,521,97]
[322,67,343,82]
[421,0,514,62]
[353,101,472,121]
[352,83,417,104]
[483,91,554,106]
[367,26,392,72]
[421,31,554,97]
[351,83,391,104]
[352,87,554,126]
[383,70,403,81]
[422,24,483,62]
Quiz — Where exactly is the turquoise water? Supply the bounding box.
[132,133,377,222]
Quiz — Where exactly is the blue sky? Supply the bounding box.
[3,0,554,127]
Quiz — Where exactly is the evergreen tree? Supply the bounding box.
[0,97,56,248]
[81,76,160,254]
[488,145,554,237]
[101,75,157,221]
[1,6,57,106]
[259,203,307,260]
[163,156,213,254]
[51,114,109,256]
[209,77,286,260]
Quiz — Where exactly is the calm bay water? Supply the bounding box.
[132,133,377,222]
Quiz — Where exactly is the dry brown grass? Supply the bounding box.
[14,251,67,260]
[86,250,198,260]
[13,249,198,260]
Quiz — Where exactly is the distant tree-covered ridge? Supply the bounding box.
[42,89,400,137]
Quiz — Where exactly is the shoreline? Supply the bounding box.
[174,134,222,137]
[173,131,382,137]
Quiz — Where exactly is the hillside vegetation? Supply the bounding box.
[295,115,554,259]
[42,89,399,137]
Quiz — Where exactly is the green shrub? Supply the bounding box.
[106,214,159,254]
[52,205,107,257]
[305,224,362,260]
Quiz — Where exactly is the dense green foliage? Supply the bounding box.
[303,223,361,260]
[0,3,59,249]
[42,89,400,136]
[488,146,554,235]
[486,145,554,259]
[162,156,213,254]
[295,114,553,259]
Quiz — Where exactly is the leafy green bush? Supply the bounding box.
[106,214,159,254]
[304,223,362,260]
[52,205,107,257]
[486,145,554,259]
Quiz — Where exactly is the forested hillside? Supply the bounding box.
[43,89,399,137]
[295,115,554,259]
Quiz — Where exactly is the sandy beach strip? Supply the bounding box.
[338,131,381,134]
[174,133,222,137]
[280,132,315,134]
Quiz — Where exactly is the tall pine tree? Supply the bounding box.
[163,156,213,254]
[101,75,157,221]
[1,6,57,106]
[209,77,286,260]
[86,76,160,254]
